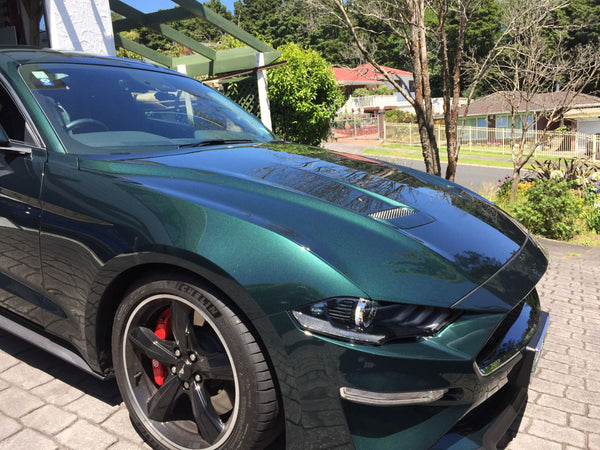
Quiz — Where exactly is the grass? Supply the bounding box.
[571,233,600,247]
[379,143,572,162]
[363,148,515,168]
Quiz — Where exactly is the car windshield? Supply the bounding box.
[20,62,276,155]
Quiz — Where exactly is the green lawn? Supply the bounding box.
[363,148,515,168]
[379,143,570,161]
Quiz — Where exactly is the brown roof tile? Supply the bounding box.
[459,91,600,117]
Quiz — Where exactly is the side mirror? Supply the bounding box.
[0,124,32,155]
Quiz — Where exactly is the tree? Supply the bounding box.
[478,0,600,201]
[433,0,469,181]
[234,0,282,44]
[267,43,344,145]
[299,0,502,179]
[322,0,442,175]
[552,0,600,93]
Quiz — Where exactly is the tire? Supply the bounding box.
[112,277,280,449]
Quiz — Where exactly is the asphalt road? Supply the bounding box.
[323,140,513,194]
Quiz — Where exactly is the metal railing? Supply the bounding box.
[383,123,599,161]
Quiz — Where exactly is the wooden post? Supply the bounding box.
[256,53,272,130]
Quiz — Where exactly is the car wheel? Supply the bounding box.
[112,277,280,449]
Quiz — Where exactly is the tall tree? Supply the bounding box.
[478,0,600,201]
[552,0,600,93]
[299,0,517,179]
[433,0,469,181]
[234,0,282,44]
[316,0,442,175]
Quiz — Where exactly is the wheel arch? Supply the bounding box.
[84,250,269,376]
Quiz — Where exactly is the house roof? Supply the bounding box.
[459,91,600,117]
[333,63,412,85]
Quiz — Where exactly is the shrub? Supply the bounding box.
[529,158,600,188]
[512,179,582,240]
[385,110,417,123]
[583,187,600,233]
[352,87,372,97]
[268,43,344,146]
[373,86,394,95]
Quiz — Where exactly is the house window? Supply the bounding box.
[477,118,487,128]
[496,116,508,128]
[517,114,534,130]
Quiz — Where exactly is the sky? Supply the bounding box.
[126,0,236,14]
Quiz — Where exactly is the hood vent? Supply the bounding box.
[368,207,434,229]
[368,207,416,220]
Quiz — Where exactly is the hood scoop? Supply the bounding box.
[368,207,415,220]
[368,207,434,229]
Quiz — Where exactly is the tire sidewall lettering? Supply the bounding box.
[175,282,221,318]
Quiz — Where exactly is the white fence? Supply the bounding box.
[339,95,446,116]
[384,123,599,160]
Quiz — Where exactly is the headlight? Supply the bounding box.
[291,297,459,345]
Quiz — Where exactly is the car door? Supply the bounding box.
[0,80,49,326]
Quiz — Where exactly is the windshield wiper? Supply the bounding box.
[178,139,254,149]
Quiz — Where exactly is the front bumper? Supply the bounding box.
[432,311,549,449]
[258,305,549,449]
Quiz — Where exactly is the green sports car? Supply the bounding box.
[0,48,548,449]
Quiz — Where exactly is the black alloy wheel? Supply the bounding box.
[112,277,280,449]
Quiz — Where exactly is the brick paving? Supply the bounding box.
[503,239,600,450]
[0,238,597,449]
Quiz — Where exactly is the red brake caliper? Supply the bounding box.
[152,308,172,386]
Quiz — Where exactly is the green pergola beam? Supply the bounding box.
[113,34,172,67]
[112,7,192,31]
[173,49,281,77]
[110,0,280,78]
[111,0,217,60]
[171,0,273,53]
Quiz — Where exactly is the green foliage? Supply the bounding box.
[497,159,600,241]
[374,86,394,95]
[385,110,416,123]
[512,179,582,240]
[116,30,143,60]
[529,158,600,188]
[583,188,600,233]
[352,88,372,97]
[268,43,344,146]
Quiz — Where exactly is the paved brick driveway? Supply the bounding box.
[504,239,600,450]
[0,238,598,449]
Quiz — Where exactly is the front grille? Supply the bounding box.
[476,290,540,374]
[368,207,416,221]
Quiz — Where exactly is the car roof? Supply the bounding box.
[0,47,176,75]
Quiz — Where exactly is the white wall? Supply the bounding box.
[45,0,115,56]
[578,118,600,136]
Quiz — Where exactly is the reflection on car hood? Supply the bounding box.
[80,143,547,311]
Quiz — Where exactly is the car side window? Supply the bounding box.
[0,84,35,145]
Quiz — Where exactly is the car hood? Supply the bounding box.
[80,143,547,312]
